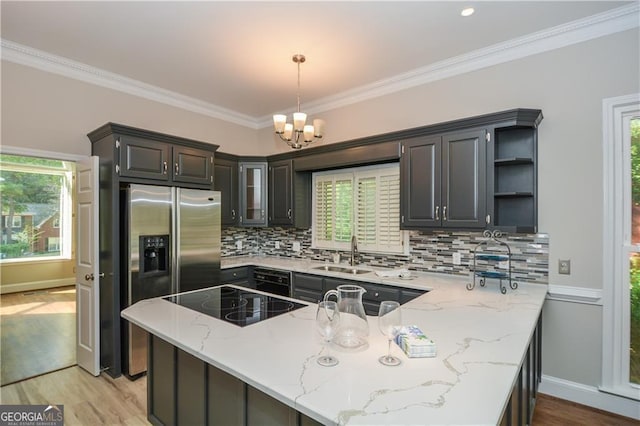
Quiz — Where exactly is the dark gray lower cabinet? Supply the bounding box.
[293,273,427,315]
[209,367,245,425]
[498,313,542,426]
[220,266,255,289]
[148,335,322,426]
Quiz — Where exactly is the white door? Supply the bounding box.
[76,156,100,376]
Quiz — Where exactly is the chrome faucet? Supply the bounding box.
[350,235,359,266]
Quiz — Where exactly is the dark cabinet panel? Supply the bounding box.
[400,136,441,228]
[442,129,487,228]
[220,266,255,289]
[149,335,175,425]
[268,159,311,228]
[214,157,239,226]
[119,136,171,181]
[208,366,245,425]
[247,385,297,426]
[177,349,206,425]
[239,162,268,226]
[401,129,487,230]
[269,160,293,226]
[173,146,214,186]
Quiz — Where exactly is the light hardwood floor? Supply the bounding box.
[0,286,76,385]
[0,366,149,425]
[2,365,638,425]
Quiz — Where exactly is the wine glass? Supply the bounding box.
[378,301,402,366]
[315,301,340,367]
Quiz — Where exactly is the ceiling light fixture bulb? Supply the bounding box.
[461,7,475,17]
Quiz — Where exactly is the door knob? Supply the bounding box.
[85,273,93,281]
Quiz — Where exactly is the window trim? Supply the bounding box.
[602,93,640,401]
[312,163,408,255]
[0,145,78,264]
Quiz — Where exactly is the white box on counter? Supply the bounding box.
[395,325,437,358]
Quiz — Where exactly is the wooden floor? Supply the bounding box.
[0,286,76,385]
[2,365,637,425]
[0,366,149,425]
[532,393,639,426]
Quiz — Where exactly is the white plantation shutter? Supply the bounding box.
[313,172,353,250]
[313,164,404,254]
[355,167,402,253]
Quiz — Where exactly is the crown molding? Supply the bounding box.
[0,39,260,129]
[2,3,637,130]
[257,2,640,127]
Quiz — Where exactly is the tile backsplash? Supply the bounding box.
[221,227,549,284]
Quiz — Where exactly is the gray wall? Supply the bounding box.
[2,27,639,397]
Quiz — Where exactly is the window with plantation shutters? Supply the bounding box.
[312,163,405,254]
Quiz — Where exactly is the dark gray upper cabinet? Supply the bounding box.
[239,162,268,227]
[268,159,311,228]
[400,135,441,228]
[119,135,171,181]
[441,129,487,228]
[172,145,214,186]
[268,159,293,226]
[117,132,215,186]
[214,155,239,226]
[487,126,538,233]
[401,128,486,229]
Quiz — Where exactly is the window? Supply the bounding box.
[0,154,74,261]
[602,93,640,400]
[312,163,405,254]
[47,237,60,252]
[4,216,22,228]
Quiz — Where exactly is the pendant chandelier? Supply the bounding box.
[273,54,324,150]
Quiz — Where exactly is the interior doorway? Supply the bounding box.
[0,285,76,386]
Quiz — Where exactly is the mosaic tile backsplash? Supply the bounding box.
[221,227,549,284]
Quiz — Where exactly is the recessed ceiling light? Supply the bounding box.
[461,7,475,17]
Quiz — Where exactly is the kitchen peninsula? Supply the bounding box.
[122,257,547,425]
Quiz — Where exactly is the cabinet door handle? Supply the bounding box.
[231,209,236,220]
[163,161,168,174]
[435,206,440,221]
[443,206,447,221]
[287,208,292,219]
[175,163,179,175]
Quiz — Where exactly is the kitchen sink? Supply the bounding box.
[312,265,371,275]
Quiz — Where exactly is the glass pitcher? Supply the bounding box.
[323,285,369,349]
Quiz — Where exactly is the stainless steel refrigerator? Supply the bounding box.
[123,184,221,377]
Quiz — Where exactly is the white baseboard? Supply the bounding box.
[0,278,75,295]
[540,375,640,420]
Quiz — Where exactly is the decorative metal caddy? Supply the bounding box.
[467,230,518,294]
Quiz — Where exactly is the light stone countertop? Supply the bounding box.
[122,255,548,425]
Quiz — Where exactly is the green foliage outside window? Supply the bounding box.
[630,119,640,384]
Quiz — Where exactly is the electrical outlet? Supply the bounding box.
[452,252,461,265]
[274,241,280,249]
[236,240,242,250]
[292,241,301,252]
[558,259,571,275]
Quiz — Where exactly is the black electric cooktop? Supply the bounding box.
[164,285,307,327]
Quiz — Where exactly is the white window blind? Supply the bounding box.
[313,164,404,254]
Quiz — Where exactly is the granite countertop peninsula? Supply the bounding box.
[122,255,548,425]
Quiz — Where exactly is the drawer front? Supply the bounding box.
[293,273,324,292]
[221,267,250,282]
[293,288,323,304]
[400,288,427,304]
[363,284,400,303]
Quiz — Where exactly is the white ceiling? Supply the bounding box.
[0,1,633,126]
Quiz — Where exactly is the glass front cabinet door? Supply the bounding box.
[239,162,267,226]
